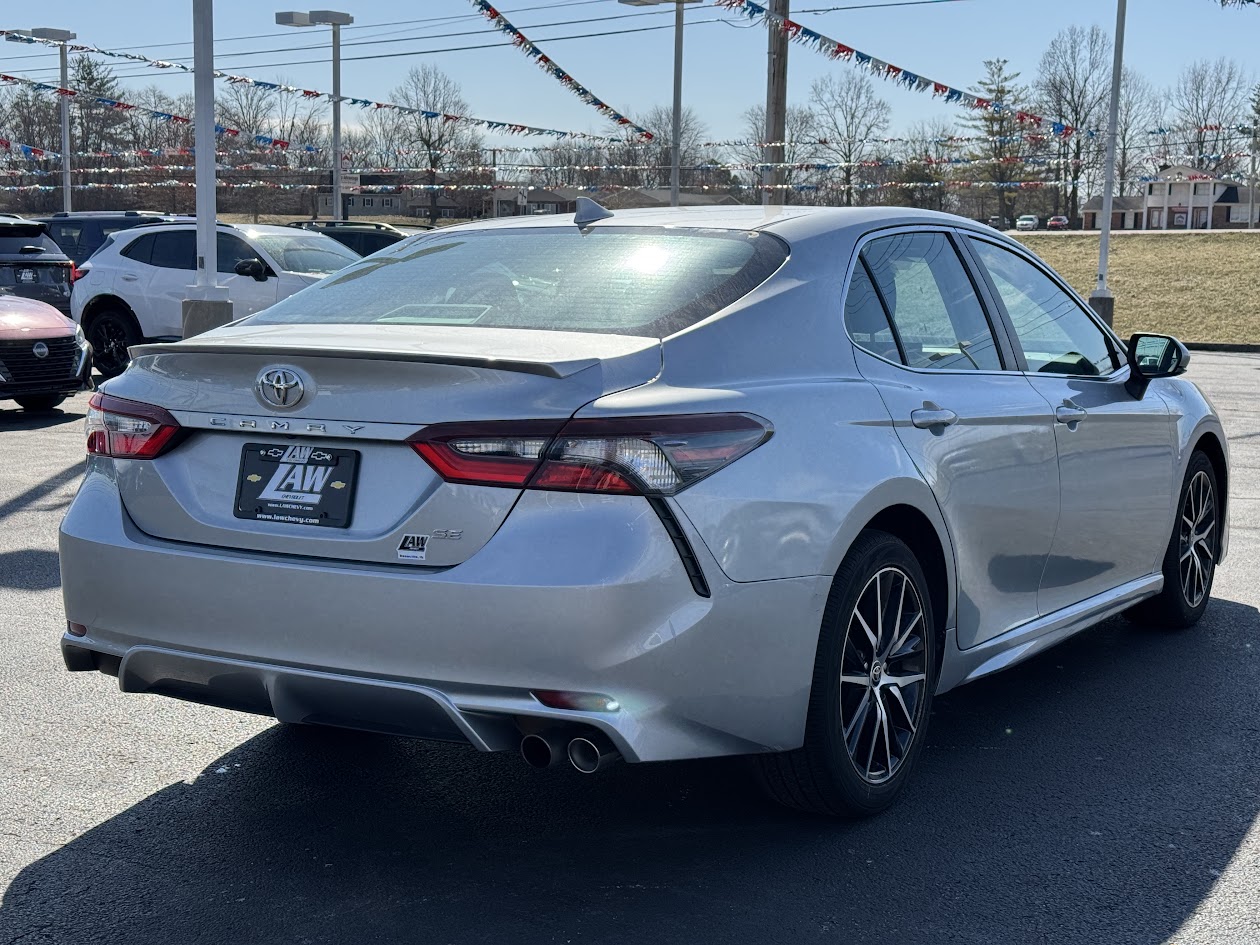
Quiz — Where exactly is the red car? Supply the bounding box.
[0,296,93,412]
[1047,215,1070,230]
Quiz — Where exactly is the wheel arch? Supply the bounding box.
[1192,429,1229,562]
[822,479,957,677]
[80,294,139,329]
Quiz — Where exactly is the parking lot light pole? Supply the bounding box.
[6,28,76,211]
[1089,0,1127,328]
[277,10,353,221]
[618,0,700,208]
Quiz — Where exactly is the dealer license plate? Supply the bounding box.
[233,443,359,528]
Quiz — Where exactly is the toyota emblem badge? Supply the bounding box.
[256,367,305,409]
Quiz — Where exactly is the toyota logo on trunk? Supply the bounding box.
[32,342,49,359]
[256,367,305,409]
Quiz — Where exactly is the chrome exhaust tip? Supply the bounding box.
[520,731,567,768]
[567,735,621,774]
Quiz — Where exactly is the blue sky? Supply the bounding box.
[5,0,1259,145]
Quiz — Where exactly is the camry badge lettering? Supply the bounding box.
[270,421,289,431]
[343,425,365,434]
[307,423,327,433]
[210,417,227,427]
[256,367,305,408]
[203,417,367,435]
[239,420,257,429]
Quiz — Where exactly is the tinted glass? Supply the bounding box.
[968,238,1117,376]
[247,228,789,338]
[861,232,1001,371]
[0,234,61,255]
[149,231,196,270]
[218,233,261,274]
[843,261,901,362]
[251,233,360,274]
[120,233,154,264]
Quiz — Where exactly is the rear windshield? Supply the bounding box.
[245,226,788,337]
[0,231,61,256]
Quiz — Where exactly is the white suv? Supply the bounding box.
[71,222,361,376]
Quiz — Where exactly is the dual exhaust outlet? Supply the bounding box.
[520,729,620,774]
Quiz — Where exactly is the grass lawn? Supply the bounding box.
[1014,232,1260,345]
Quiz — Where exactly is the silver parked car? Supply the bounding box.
[59,204,1228,816]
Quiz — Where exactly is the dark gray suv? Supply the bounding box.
[37,211,176,266]
[0,219,73,314]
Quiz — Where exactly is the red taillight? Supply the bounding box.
[69,263,82,284]
[411,414,771,496]
[85,393,182,459]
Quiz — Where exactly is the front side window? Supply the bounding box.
[217,233,261,274]
[859,232,1002,371]
[246,227,788,338]
[250,232,360,275]
[967,238,1117,376]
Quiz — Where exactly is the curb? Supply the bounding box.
[1185,343,1260,354]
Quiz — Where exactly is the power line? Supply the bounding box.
[795,0,974,11]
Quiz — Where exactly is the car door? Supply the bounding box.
[216,232,280,317]
[847,229,1061,649]
[144,230,198,338]
[963,235,1177,615]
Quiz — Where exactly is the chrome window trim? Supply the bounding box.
[840,224,1020,378]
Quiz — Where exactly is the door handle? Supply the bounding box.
[910,407,959,429]
[1055,404,1088,424]
[120,273,139,282]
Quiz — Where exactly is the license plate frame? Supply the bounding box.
[233,442,360,528]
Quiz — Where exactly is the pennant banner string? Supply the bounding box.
[0,29,623,144]
[713,0,1076,138]
[466,1,653,140]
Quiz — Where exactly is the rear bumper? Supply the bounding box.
[60,465,828,762]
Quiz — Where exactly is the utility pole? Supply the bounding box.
[1089,0,1126,327]
[1249,135,1256,230]
[762,0,788,207]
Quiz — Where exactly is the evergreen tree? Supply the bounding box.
[963,59,1031,226]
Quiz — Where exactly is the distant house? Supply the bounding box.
[1080,195,1145,231]
[317,172,482,220]
[1083,165,1259,230]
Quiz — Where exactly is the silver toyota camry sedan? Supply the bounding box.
[59,203,1228,817]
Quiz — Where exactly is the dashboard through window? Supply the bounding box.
[967,238,1118,376]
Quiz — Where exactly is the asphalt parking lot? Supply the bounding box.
[1,353,1257,945]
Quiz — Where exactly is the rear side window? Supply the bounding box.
[858,232,1002,371]
[246,227,788,338]
[843,262,901,363]
[121,233,155,265]
[149,231,196,270]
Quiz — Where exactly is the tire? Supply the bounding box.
[13,395,67,412]
[757,529,937,817]
[1126,450,1219,629]
[85,307,142,379]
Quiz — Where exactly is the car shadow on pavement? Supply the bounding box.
[3,599,1258,945]
[0,406,85,430]
[0,460,84,524]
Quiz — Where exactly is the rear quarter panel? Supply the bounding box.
[578,230,957,624]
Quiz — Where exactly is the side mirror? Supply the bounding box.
[1125,333,1190,398]
[233,258,268,282]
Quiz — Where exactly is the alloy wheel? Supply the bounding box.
[838,567,929,784]
[89,319,129,375]
[1179,470,1216,608]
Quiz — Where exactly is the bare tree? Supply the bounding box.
[730,104,819,202]
[1035,25,1111,221]
[1114,68,1163,195]
[392,65,483,224]
[886,119,960,213]
[809,72,891,205]
[1169,57,1251,175]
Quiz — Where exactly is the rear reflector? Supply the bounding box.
[85,393,183,459]
[411,414,770,496]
